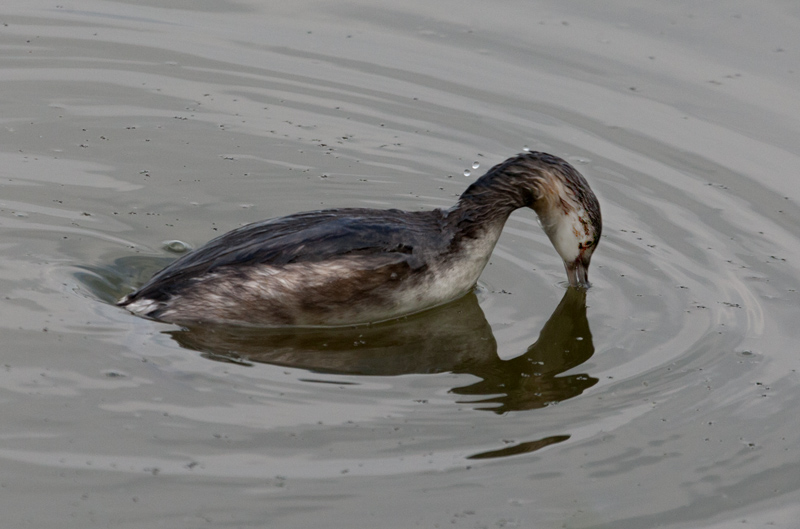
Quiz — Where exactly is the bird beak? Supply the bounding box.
[564,259,590,288]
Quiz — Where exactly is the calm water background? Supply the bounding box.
[2,1,800,527]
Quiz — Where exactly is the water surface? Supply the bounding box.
[1,1,800,527]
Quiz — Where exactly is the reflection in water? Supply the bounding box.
[467,434,572,460]
[78,257,597,412]
[79,257,597,458]
[169,288,597,415]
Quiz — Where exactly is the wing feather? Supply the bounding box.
[122,208,446,303]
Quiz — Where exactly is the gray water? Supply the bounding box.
[2,1,800,527]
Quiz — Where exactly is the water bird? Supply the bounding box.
[119,152,601,326]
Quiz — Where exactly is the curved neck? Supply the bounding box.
[445,158,540,242]
[457,160,537,213]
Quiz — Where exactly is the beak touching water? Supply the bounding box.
[565,259,590,288]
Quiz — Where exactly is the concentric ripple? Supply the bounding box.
[1,1,799,528]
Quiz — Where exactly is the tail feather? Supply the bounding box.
[119,295,163,318]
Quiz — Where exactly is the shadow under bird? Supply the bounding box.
[119,151,602,326]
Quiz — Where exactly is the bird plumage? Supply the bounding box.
[119,152,601,326]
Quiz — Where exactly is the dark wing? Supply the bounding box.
[122,208,446,303]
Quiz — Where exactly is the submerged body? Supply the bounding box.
[120,152,601,326]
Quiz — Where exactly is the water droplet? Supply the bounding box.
[162,240,192,253]
[471,161,480,169]
[522,145,530,152]
[463,169,471,177]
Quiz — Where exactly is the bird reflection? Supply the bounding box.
[167,287,597,414]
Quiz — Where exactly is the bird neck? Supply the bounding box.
[457,164,535,213]
[446,166,536,243]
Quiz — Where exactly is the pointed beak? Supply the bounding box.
[564,259,590,288]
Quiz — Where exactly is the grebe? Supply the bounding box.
[119,152,601,326]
